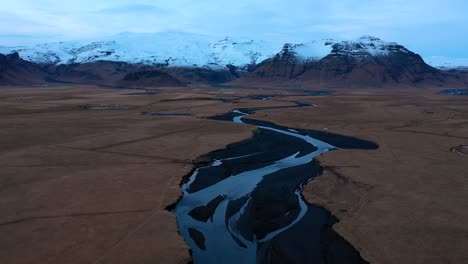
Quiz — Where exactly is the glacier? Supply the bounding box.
[2,32,466,69]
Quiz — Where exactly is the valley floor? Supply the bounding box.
[0,85,467,264]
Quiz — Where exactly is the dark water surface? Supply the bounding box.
[438,89,468,96]
[173,100,377,263]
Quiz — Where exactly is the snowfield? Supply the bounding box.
[0,32,282,69]
[1,32,466,69]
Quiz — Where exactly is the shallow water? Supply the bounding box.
[438,89,468,96]
[173,101,377,263]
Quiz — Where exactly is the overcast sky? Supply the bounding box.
[1,0,467,57]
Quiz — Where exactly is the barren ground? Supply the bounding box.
[0,85,467,264]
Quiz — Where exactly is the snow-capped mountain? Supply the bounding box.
[271,36,411,64]
[0,33,410,69]
[235,36,456,88]
[0,32,283,69]
[2,33,467,70]
[1,33,465,88]
[329,36,410,57]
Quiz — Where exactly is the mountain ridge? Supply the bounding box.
[2,33,467,69]
[1,33,466,88]
[233,36,454,88]
[0,32,281,70]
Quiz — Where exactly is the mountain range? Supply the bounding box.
[0,32,466,88]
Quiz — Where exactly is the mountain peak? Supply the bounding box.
[329,36,409,58]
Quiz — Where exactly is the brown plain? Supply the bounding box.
[0,85,467,264]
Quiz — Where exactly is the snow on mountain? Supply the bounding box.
[423,56,468,69]
[0,32,283,69]
[329,36,410,58]
[276,40,333,63]
[0,33,428,70]
[275,36,411,64]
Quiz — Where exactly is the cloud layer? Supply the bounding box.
[1,0,467,57]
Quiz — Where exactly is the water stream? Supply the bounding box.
[173,101,377,263]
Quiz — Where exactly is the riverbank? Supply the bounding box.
[0,86,255,264]
[251,90,468,264]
